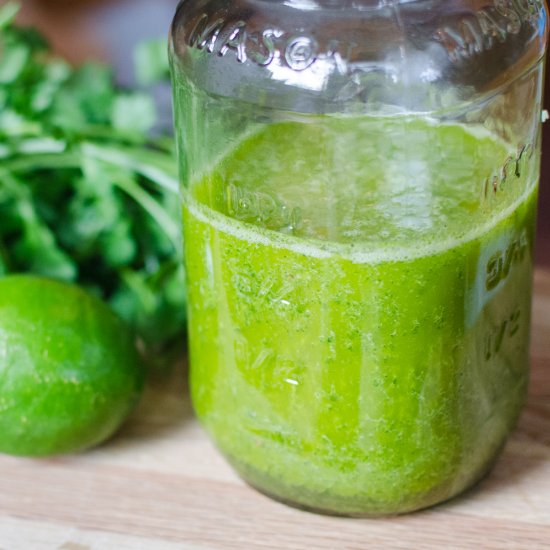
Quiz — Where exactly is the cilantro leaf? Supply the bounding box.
[0,3,186,361]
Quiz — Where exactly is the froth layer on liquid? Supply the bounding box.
[184,179,537,265]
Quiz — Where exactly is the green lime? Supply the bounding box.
[0,275,145,457]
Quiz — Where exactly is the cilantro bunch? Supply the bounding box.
[0,2,186,358]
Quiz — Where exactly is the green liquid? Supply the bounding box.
[183,117,537,515]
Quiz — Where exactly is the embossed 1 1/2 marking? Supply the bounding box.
[484,308,521,360]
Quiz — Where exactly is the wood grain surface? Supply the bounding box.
[0,272,548,549]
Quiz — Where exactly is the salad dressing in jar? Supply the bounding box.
[170,0,548,515]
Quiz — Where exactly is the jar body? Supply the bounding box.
[170,0,547,515]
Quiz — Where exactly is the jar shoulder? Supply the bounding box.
[170,0,548,112]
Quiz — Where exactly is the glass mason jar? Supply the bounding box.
[170,0,547,516]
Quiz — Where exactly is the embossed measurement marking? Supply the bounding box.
[483,143,534,198]
[485,307,521,360]
[485,230,528,290]
[225,184,302,232]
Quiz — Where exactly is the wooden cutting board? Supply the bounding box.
[0,270,549,550]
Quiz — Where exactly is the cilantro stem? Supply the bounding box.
[0,167,32,201]
[5,152,81,173]
[4,146,180,247]
[78,125,174,154]
[113,174,180,250]
[82,142,179,194]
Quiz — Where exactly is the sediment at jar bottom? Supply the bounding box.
[184,118,537,515]
[222,438,510,516]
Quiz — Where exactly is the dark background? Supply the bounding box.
[17,0,550,267]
